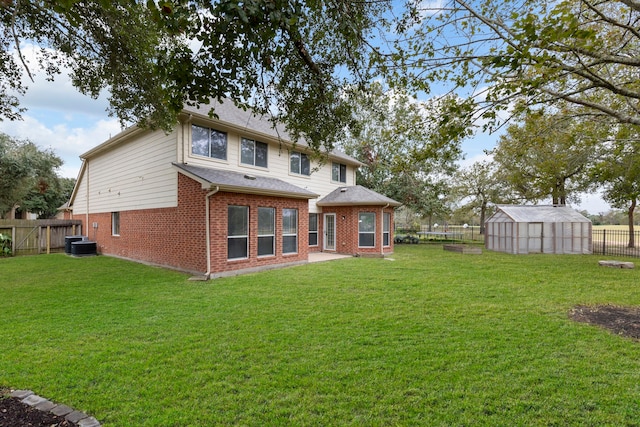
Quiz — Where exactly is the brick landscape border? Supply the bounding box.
[10,389,101,427]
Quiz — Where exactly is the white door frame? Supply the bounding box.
[324,213,336,251]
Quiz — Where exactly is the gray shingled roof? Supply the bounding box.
[173,162,318,199]
[316,185,402,207]
[183,99,363,166]
[491,205,591,223]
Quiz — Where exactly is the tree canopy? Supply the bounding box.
[1,0,396,151]
[340,83,465,216]
[396,0,640,132]
[490,108,604,205]
[0,132,63,218]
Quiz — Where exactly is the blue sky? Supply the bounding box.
[0,47,610,214]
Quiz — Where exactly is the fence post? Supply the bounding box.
[11,226,15,255]
[602,229,606,255]
[47,225,51,255]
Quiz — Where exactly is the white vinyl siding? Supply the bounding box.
[81,129,178,214]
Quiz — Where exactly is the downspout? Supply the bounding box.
[85,160,90,236]
[205,186,220,278]
[381,203,389,256]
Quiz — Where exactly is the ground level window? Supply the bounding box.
[283,208,298,254]
[359,212,375,247]
[112,212,120,236]
[258,207,275,257]
[228,206,249,259]
[309,213,318,246]
[383,212,391,246]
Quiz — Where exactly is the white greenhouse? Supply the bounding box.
[485,205,592,255]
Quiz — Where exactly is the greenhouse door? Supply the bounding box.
[528,222,543,253]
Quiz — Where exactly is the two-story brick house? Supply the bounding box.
[68,100,400,278]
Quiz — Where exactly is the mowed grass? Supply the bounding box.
[1,246,640,426]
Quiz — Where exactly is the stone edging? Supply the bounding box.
[10,389,101,427]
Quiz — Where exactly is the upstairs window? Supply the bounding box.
[332,162,347,183]
[290,151,311,176]
[192,125,227,160]
[241,138,268,168]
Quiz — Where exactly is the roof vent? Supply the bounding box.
[340,188,347,192]
[244,174,256,180]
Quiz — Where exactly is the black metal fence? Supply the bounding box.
[592,229,640,258]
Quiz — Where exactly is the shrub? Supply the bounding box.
[0,233,12,256]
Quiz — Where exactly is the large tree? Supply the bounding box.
[1,0,394,151]
[490,108,603,205]
[0,132,63,218]
[453,160,516,234]
[21,176,76,219]
[394,0,640,133]
[340,83,465,215]
[592,125,640,247]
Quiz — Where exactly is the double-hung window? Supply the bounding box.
[241,138,268,168]
[258,207,275,257]
[308,213,318,246]
[192,125,227,160]
[383,212,391,246]
[228,206,249,259]
[282,208,298,254]
[332,162,347,183]
[290,151,311,176]
[359,212,376,247]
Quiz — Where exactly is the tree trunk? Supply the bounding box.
[553,178,567,206]
[628,199,636,248]
[479,199,487,235]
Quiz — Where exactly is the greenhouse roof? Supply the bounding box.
[490,205,591,223]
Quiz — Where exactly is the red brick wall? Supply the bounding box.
[207,192,309,274]
[74,174,208,273]
[321,206,395,256]
[73,173,310,275]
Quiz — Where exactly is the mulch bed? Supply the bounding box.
[569,304,640,340]
[0,389,72,427]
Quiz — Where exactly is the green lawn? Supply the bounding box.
[1,246,639,426]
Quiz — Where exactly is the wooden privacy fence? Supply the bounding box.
[592,229,640,258]
[0,219,83,256]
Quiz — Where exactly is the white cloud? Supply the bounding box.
[0,114,122,179]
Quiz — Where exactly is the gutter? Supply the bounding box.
[205,186,220,278]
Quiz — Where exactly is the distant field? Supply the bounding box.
[593,225,633,231]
